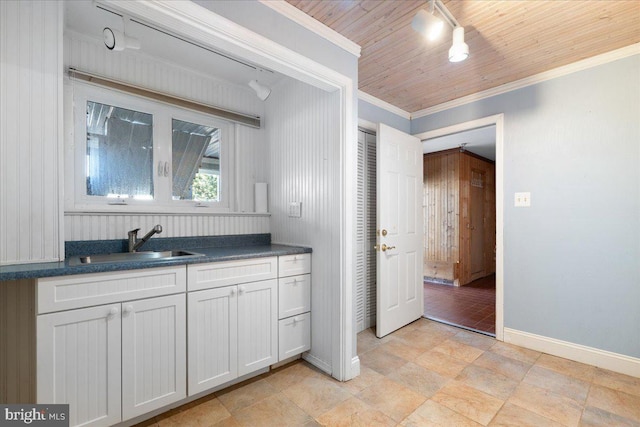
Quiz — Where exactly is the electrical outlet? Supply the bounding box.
[288,202,302,218]
[514,192,531,207]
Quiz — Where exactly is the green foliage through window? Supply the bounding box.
[192,173,218,201]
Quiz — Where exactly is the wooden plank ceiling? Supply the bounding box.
[286,0,640,113]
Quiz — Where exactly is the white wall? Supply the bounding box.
[63,33,270,241]
[0,0,63,265]
[266,78,340,373]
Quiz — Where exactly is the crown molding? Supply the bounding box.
[358,90,411,120]
[412,43,640,119]
[258,0,361,58]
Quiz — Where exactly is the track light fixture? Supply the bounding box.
[103,16,140,51]
[411,9,444,42]
[412,0,469,63]
[449,27,469,62]
[248,79,271,101]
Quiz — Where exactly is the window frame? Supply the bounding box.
[67,82,235,213]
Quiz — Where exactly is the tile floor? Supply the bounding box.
[424,275,496,335]
[136,319,640,427]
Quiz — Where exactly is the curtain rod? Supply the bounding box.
[68,68,261,129]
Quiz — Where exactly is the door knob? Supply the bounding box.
[381,244,396,252]
[381,229,388,236]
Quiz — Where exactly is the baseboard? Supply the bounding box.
[302,352,332,375]
[504,328,640,378]
[349,356,361,380]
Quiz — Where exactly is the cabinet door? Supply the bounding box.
[237,279,278,376]
[121,294,186,421]
[37,304,121,427]
[187,286,238,395]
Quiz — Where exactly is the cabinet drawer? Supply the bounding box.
[278,254,311,277]
[188,257,277,291]
[37,266,186,314]
[278,274,311,319]
[278,312,311,361]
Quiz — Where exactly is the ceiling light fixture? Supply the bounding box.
[248,79,271,101]
[411,9,444,42]
[103,16,140,51]
[449,26,469,62]
[412,0,469,63]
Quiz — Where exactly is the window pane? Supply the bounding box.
[172,119,220,202]
[86,101,154,199]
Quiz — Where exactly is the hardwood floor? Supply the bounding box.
[424,274,496,335]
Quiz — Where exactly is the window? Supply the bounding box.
[69,83,234,212]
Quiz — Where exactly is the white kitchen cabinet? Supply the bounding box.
[187,278,277,395]
[237,279,278,376]
[36,267,186,427]
[277,254,311,362]
[37,304,122,427]
[121,294,186,420]
[187,286,238,394]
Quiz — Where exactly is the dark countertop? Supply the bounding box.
[0,234,311,281]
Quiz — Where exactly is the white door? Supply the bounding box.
[37,304,122,427]
[188,286,238,394]
[237,279,278,376]
[121,294,186,421]
[376,123,424,337]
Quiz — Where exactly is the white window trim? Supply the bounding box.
[65,80,235,213]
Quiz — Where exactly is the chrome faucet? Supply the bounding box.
[128,224,163,252]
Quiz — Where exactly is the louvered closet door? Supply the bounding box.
[37,304,122,427]
[187,286,238,395]
[356,129,378,333]
[121,294,186,421]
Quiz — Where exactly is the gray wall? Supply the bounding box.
[359,98,411,133]
[412,55,640,358]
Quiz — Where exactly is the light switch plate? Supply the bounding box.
[288,202,302,218]
[514,192,531,207]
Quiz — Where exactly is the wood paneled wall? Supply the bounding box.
[0,1,62,264]
[0,280,36,404]
[423,150,495,285]
[423,151,460,281]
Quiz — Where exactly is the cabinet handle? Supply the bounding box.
[123,305,134,314]
[230,289,236,296]
[238,286,245,294]
[108,307,119,318]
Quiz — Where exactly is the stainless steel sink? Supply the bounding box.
[68,250,205,266]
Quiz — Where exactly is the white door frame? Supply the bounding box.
[97,0,358,380]
[414,114,505,341]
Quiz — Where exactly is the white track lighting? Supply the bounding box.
[449,26,469,62]
[103,27,140,51]
[248,79,271,101]
[412,0,469,63]
[411,9,444,41]
[103,16,140,51]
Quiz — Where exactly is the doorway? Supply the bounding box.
[415,114,504,340]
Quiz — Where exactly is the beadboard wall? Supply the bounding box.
[267,79,340,373]
[0,1,63,264]
[63,33,270,242]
